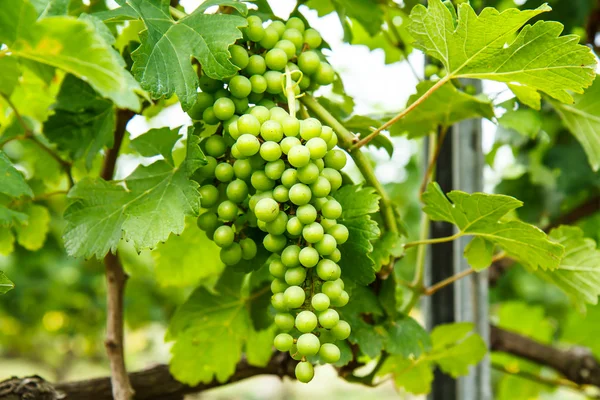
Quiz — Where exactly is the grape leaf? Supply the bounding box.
[0,230,15,256]
[339,286,385,357]
[380,358,433,394]
[508,84,541,110]
[130,126,182,166]
[32,0,70,17]
[0,271,14,295]
[333,0,383,37]
[496,301,554,342]
[409,0,596,103]
[126,0,247,110]
[0,57,20,96]
[370,231,404,268]
[389,81,494,138]
[14,204,50,251]
[196,0,248,14]
[0,0,141,110]
[152,220,224,287]
[384,315,431,358]
[422,182,564,270]
[63,132,206,259]
[334,185,380,219]
[245,325,275,367]
[537,226,600,312]
[0,150,33,199]
[498,99,542,138]
[0,206,28,227]
[550,77,600,171]
[167,269,268,385]
[44,75,116,169]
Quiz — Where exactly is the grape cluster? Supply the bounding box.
[192,15,350,384]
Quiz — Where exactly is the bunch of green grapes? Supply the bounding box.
[193,16,350,384]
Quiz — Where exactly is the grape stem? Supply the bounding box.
[350,76,450,151]
[284,67,297,118]
[419,126,448,197]
[300,94,399,234]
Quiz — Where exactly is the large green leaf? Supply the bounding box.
[130,126,182,166]
[0,0,141,110]
[390,81,494,138]
[550,77,600,171]
[537,226,600,312]
[409,0,596,103]
[127,0,247,110]
[0,150,33,199]
[14,204,50,251]
[63,132,206,259]
[0,271,14,295]
[421,183,564,270]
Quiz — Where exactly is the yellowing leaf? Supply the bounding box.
[14,205,50,251]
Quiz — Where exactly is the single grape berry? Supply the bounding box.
[318,309,340,329]
[311,293,330,312]
[213,225,235,248]
[275,312,295,331]
[274,333,294,351]
[254,198,280,222]
[295,310,318,333]
[284,286,306,308]
[295,361,314,383]
[319,343,341,363]
[296,333,320,356]
[220,243,242,265]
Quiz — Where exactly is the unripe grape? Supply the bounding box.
[275,312,295,331]
[314,234,336,256]
[273,185,290,202]
[322,199,342,219]
[220,243,242,265]
[197,212,218,232]
[328,224,349,244]
[322,280,343,300]
[321,218,337,231]
[303,222,324,243]
[300,118,322,140]
[321,168,342,191]
[254,198,279,222]
[304,28,322,48]
[237,114,261,136]
[319,343,340,363]
[331,320,351,340]
[295,361,314,383]
[199,75,222,93]
[317,259,340,281]
[295,310,318,333]
[306,137,328,159]
[204,135,226,157]
[286,17,305,33]
[260,26,280,49]
[265,48,288,71]
[249,191,273,211]
[236,134,260,157]
[264,71,284,94]
[245,16,265,42]
[324,149,347,170]
[215,162,234,182]
[326,132,338,150]
[331,290,349,307]
[259,98,277,109]
[265,211,288,235]
[240,238,257,260]
[289,344,302,360]
[297,204,317,224]
[250,75,267,94]
[250,106,271,124]
[281,116,300,137]
[246,54,267,75]
[229,75,252,99]
[274,39,296,59]
[299,246,319,268]
[314,62,335,85]
[187,92,214,120]
[226,179,248,203]
[233,159,252,179]
[282,28,303,49]
[212,97,235,121]
[199,185,219,208]
[298,51,320,75]
[265,159,286,180]
[281,169,298,188]
[230,44,249,69]
[297,163,320,184]
[269,259,287,279]
[327,248,342,263]
[311,293,330,312]
[286,216,303,236]
[424,64,439,78]
[213,225,235,248]
[271,278,288,294]
[271,293,288,311]
[281,244,301,267]
[217,200,238,221]
[320,126,334,142]
[289,183,312,205]
[260,141,282,162]
[281,137,301,154]
[274,333,294,351]
[264,233,287,252]
[297,333,320,356]
[251,170,275,191]
[284,285,305,308]
[310,176,331,198]
[260,120,284,142]
[288,145,311,168]
[270,20,286,36]
[214,88,229,99]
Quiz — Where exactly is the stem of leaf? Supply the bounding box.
[300,94,399,233]
[419,126,448,197]
[284,67,297,118]
[351,76,450,151]
[169,6,186,19]
[404,232,462,248]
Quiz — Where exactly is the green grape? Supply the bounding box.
[231,144,244,159]
[205,135,226,157]
[260,26,280,49]
[286,216,303,236]
[254,198,279,222]
[289,183,312,205]
[199,75,222,93]
[232,97,249,114]
[331,320,351,340]
[322,199,342,219]
[282,28,303,50]
[248,91,264,104]
[297,163,320,184]
[324,149,347,170]
[295,310,318,333]
[264,71,284,94]
[314,234,336,256]
[281,137,301,154]
[230,44,249,69]
[328,223,349,244]
[271,278,288,294]
[233,159,252,179]
[298,51,320,75]
[250,105,271,124]
[269,259,287,279]
[275,312,295,331]
[281,244,301,267]
[320,218,337,231]
[236,134,260,157]
[299,75,311,90]
[285,267,306,285]
[215,163,234,182]
[319,343,340,363]
[304,28,322,48]
[260,141,282,162]
[199,185,219,208]
[326,132,338,150]
[286,17,305,33]
[320,125,334,142]
[310,176,331,198]
[213,225,235,248]
[251,170,275,191]
[271,293,288,311]
[288,145,311,167]
[322,280,343,300]
[274,333,294,351]
[265,211,288,235]
[297,204,317,224]
[311,293,330,312]
[265,159,286,180]
[321,168,342,191]
[258,98,277,109]
[424,64,439,78]
[295,361,314,383]
[264,233,287,252]
[316,259,340,281]
[217,200,238,221]
[229,75,252,99]
[214,88,230,99]
[296,333,320,356]
[226,179,248,203]
[187,92,214,120]
[281,169,299,188]
[245,19,265,42]
[268,107,288,123]
[202,107,220,125]
[220,243,242,265]
[282,116,300,137]
[300,118,322,140]
[314,158,324,171]
[305,138,327,160]
[303,222,324,243]
[312,197,328,211]
[250,75,267,94]
[299,246,319,268]
[196,155,217,181]
[237,114,261,136]
[275,39,296,59]
[240,238,257,260]
[284,285,305,308]
[314,62,335,85]
[265,48,288,71]
[197,212,218,232]
[270,20,286,36]
[225,117,240,139]
[249,191,273,211]
[246,54,267,75]
[319,309,340,329]
[273,185,290,202]
[260,120,284,142]
[327,248,341,263]
[331,290,349,307]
